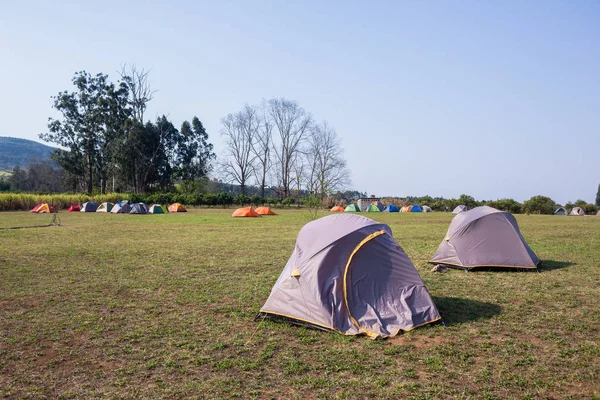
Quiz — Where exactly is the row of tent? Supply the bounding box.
[30,202,188,214]
[554,206,598,216]
[232,206,277,217]
[331,201,440,213]
[257,206,540,339]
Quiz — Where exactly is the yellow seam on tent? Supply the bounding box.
[393,316,442,336]
[426,260,537,269]
[258,310,344,334]
[343,229,387,339]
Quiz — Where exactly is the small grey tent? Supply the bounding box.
[96,202,114,212]
[111,200,131,214]
[570,207,585,216]
[257,214,441,338]
[148,204,165,214]
[130,203,149,214]
[80,202,98,212]
[554,207,567,216]
[422,205,432,212]
[597,210,600,216]
[429,206,539,270]
[452,205,467,214]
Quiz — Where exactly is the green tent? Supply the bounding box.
[148,204,165,214]
[344,204,360,212]
[366,204,381,212]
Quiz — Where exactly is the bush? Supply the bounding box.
[250,195,263,206]
[282,197,294,208]
[234,194,250,206]
[522,195,556,215]
[217,192,233,208]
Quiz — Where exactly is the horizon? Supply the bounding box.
[1,1,598,204]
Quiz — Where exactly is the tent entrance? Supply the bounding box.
[343,230,387,338]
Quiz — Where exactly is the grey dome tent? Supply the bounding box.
[80,202,98,212]
[597,210,600,216]
[554,207,567,216]
[452,205,467,214]
[570,207,585,216]
[130,203,149,214]
[257,214,441,338]
[422,205,432,212]
[429,206,538,270]
[111,200,131,214]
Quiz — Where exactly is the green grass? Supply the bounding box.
[1,210,599,399]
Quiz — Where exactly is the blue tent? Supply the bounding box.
[383,204,399,212]
[407,205,422,212]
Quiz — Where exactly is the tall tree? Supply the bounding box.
[119,64,155,124]
[40,71,130,194]
[220,105,259,195]
[305,121,350,197]
[252,103,273,198]
[268,98,312,198]
[174,117,215,191]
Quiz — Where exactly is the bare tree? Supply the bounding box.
[220,105,260,195]
[119,64,156,124]
[252,102,273,198]
[306,121,350,197]
[268,98,312,198]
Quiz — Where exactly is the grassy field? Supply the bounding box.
[1,209,599,399]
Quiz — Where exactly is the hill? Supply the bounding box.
[0,137,56,172]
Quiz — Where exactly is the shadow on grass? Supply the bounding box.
[433,297,502,326]
[537,260,576,272]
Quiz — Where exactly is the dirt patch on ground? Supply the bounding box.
[387,334,451,348]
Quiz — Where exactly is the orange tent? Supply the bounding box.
[255,206,277,215]
[168,203,187,212]
[30,203,57,213]
[330,206,344,212]
[232,207,261,218]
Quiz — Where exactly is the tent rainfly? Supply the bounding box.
[429,206,539,270]
[344,204,361,212]
[330,206,345,212]
[67,205,80,212]
[80,202,98,212]
[452,205,467,214]
[111,200,131,214]
[406,205,422,213]
[257,214,441,338]
[382,204,399,212]
[96,202,114,212]
[553,207,567,216]
[366,204,381,212]
[570,207,585,216]
[168,203,187,212]
[255,206,277,215]
[148,204,165,214]
[30,203,57,213]
[232,207,261,217]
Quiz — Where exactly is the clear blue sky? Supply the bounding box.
[1,1,598,204]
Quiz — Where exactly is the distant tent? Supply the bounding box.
[400,206,408,212]
[370,200,384,211]
[67,205,81,212]
[453,205,467,214]
[111,200,131,214]
[406,205,422,213]
[257,214,441,338]
[383,204,399,212]
[553,207,567,216]
[80,202,98,212]
[30,203,57,213]
[344,204,361,212]
[130,203,148,214]
[255,206,277,215]
[366,204,381,212]
[429,206,539,270]
[422,205,432,213]
[570,207,585,216]
[168,203,187,213]
[597,210,600,216]
[330,206,345,212]
[96,202,114,212]
[232,207,261,217]
[148,204,165,214]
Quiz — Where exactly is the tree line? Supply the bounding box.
[219,99,350,200]
[38,66,215,194]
